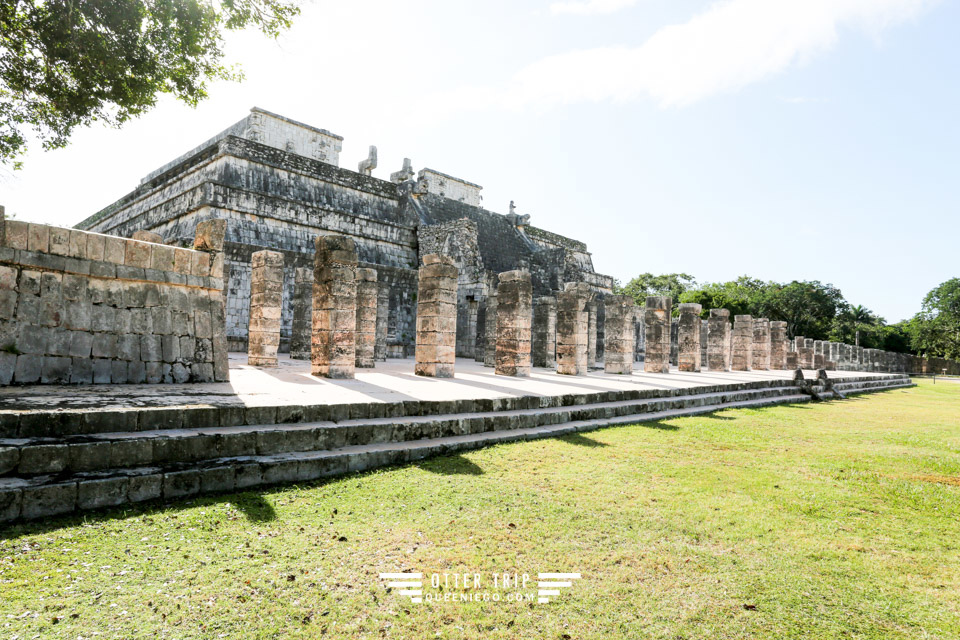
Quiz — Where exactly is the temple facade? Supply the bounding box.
[76,107,613,355]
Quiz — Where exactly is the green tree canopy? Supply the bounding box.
[0,0,300,168]
[907,278,960,359]
[614,273,696,310]
[678,276,767,319]
[757,280,845,340]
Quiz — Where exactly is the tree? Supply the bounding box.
[615,273,696,311]
[842,304,876,347]
[907,278,960,359]
[757,280,845,340]
[1,0,300,168]
[678,276,768,319]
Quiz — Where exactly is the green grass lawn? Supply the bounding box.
[2,379,959,639]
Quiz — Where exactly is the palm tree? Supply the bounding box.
[846,305,875,347]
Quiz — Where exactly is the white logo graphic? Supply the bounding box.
[537,572,581,603]
[378,570,582,605]
[379,572,423,603]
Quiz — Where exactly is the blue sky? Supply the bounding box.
[2,0,957,322]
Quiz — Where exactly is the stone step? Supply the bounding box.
[834,381,915,396]
[0,392,814,522]
[1,386,807,477]
[2,377,808,439]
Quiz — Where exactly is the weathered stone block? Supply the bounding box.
[248,250,284,367]
[495,270,532,377]
[605,295,636,374]
[311,235,357,379]
[751,318,771,371]
[78,477,128,510]
[22,482,76,519]
[706,309,730,371]
[556,282,591,375]
[416,254,458,378]
[128,473,163,502]
[731,315,753,371]
[677,303,702,373]
[163,469,201,499]
[532,297,557,369]
[355,267,378,368]
[644,296,672,374]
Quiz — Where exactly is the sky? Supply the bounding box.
[2,0,958,323]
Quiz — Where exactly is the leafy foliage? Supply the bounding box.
[906,278,960,359]
[624,272,921,352]
[614,273,696,311]
[0,0,300,167]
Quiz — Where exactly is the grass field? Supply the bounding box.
[2,379,959,639]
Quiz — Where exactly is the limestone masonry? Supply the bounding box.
[75,108,613,357]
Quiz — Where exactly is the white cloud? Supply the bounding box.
[439,0,937,111]
[549,0,638,16]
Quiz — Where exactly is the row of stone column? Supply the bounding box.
[641,302,797,373]
[246,237,385,378]
[251,238,832,380]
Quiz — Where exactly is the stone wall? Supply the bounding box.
[0,215,227,384]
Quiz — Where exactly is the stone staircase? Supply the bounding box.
[0,374,914,524]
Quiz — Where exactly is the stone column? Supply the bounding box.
[415,254,458,377]
[643,296,672,374]
[700,319,708,368]
[751,318,771,371]
[769,321,788,370]
[798,338,815,370]
[731,315,753,371]
[460,299,479,359]
[375,281,389,361]
[247,250,284,367]
[483,293,498,367]
[670,319,680,367]
[495,270,533,377]
[706,308,730,371]
[556,282,591,375]
[587,301,598,368]
[290,267,313,360]
[828,342,840,366]
[677,303,702,372]
[786,351,799,369]
[532,296,557,369]
[311,235,357,379]
[355,267,378,368]
[604,295,635,374]
[193,219,229,382]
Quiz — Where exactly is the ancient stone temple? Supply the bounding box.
[76,108,613,357]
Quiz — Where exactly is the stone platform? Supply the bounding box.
[0,357,913,525]
[0,354,901,414]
